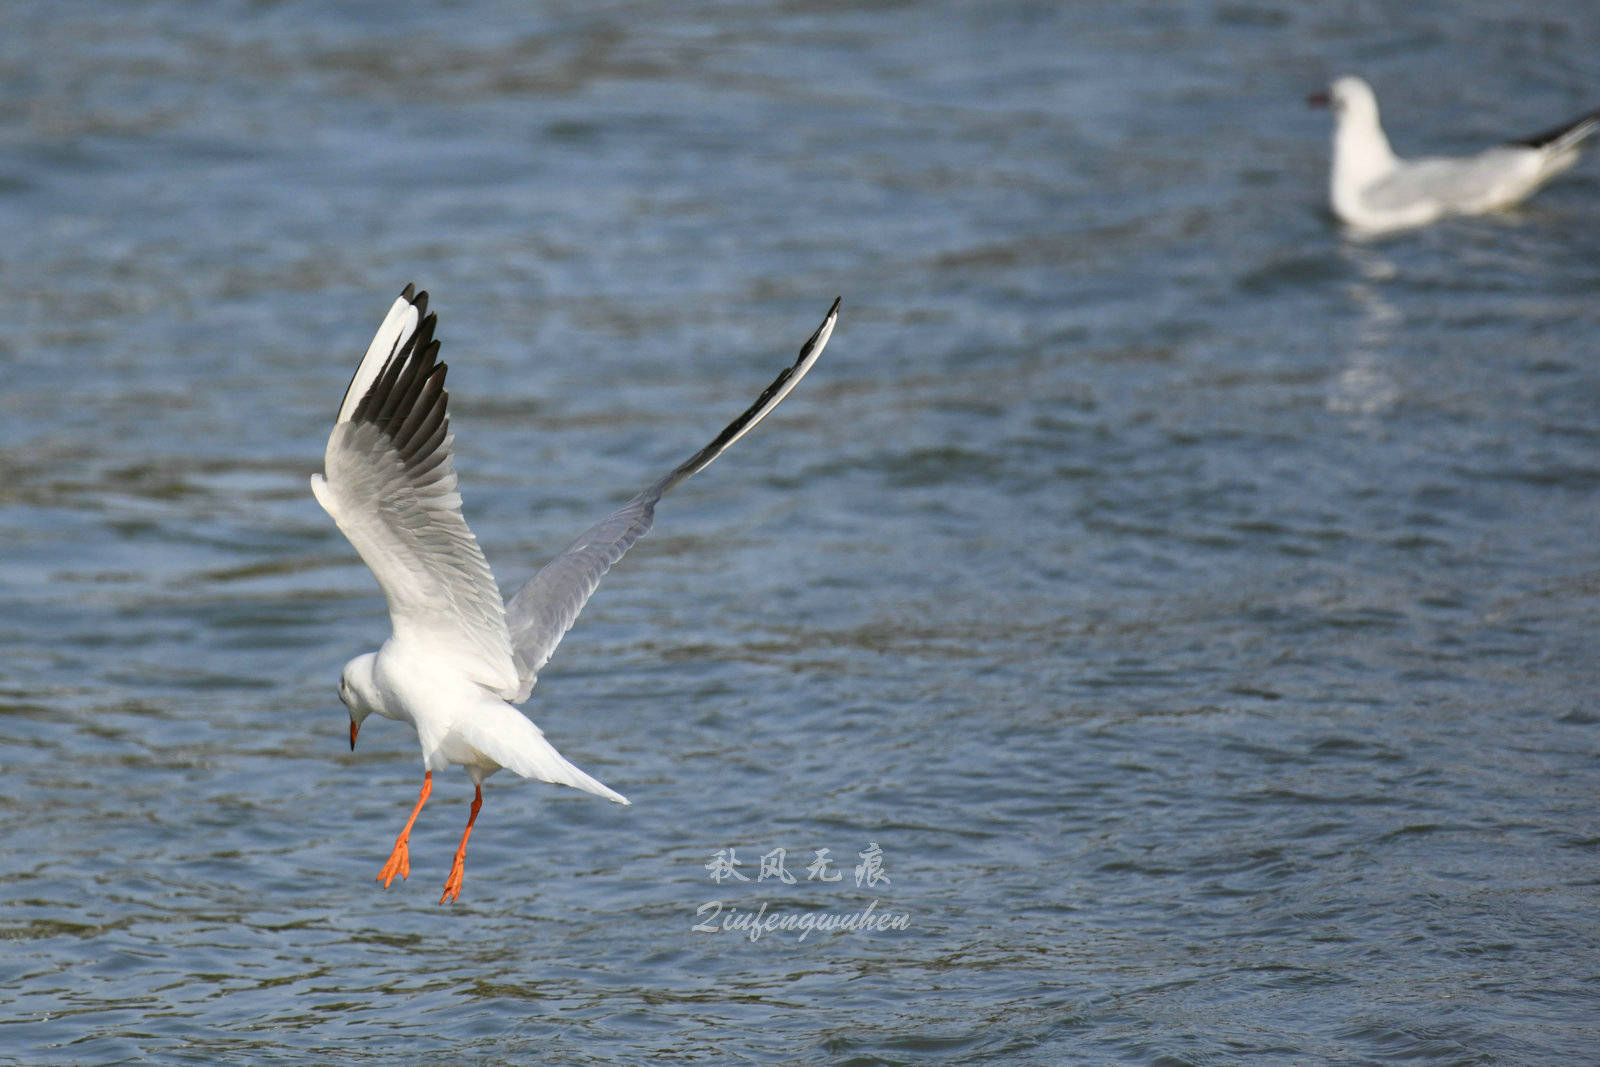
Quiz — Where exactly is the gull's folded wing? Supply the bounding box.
[502,298,840,702]
[312,286,519,696]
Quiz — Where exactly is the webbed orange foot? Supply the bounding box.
[377,837,410,887]
[376,771,432,890]
[439,859,465,904]
[438,783,483,905]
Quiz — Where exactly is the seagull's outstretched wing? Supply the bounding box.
[312,285,519,696]
[502,298,840,702]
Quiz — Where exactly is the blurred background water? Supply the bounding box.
[2,1,1598,1062]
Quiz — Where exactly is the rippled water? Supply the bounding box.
[3,1,1600,1063]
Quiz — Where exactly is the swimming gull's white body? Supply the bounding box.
[1311,76,1598,235]
[312,285,839,902]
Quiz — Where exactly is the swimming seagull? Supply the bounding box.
[313,285,839,903]
[1309,75,1599,235]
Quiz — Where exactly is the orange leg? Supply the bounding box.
[377,771,432,888]
[438,783,483,904]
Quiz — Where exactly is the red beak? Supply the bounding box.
[1307,91,1330,109]
[349,720,360,751]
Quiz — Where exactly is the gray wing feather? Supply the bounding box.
[502,298,840,702]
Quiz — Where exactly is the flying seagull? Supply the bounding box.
[313,286,839,903]
[1310,75,1599,235]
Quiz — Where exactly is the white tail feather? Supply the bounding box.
[459,702,629,804]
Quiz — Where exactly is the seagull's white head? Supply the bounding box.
[1325,76,1377,120]
[338,652,381,751]
[1310,75,1397,219]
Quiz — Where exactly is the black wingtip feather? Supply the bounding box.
[372,318,438,428]
[356,332,415,426]
[651,297,837,497]
[395,366,449,464]
[348,290,455,477]
[407,422,453,481]
[1512,109,1600,149]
